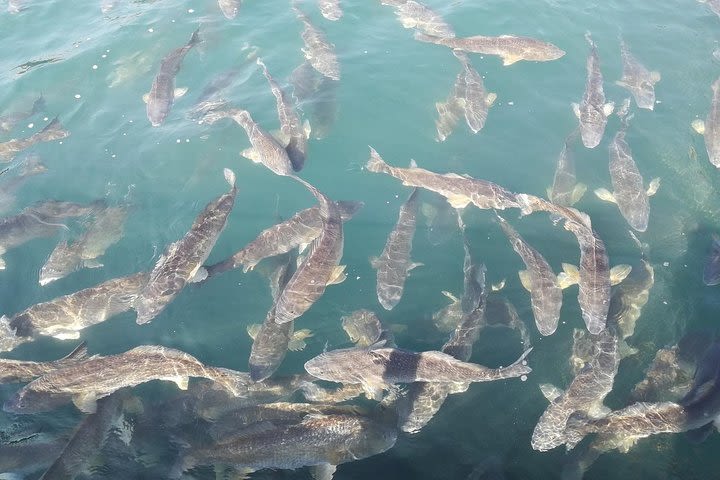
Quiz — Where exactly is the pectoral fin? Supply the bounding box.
[142,93,150,104]
[246,324,261,340]
[53,331,82,340]
[441,290,460,302]
[572,103,580,119]
[288,329,314,352]
[72,392,98,413]
[408,261,424,272]
[646,177,661,196]
[310,463,337,480]
[691,119,706,135]
[501,54,521,66]
[446,194,472,209]
[241,147,262,163]
[172,376,190,390]
[303,119,312,139]
[603,102,615,117]
[369,256,380,269]
[557,263,579,289]
[327,265,347,285]
[594,188,616,203]
[571,183,587,204]
[539,383,564,403]
[174,87,188,99]
[518,270,533,291]
[485,92,497,106]
[360,379,386,401]
[82,259,104,269]
[610,264,632,285]
[491,279,506,291]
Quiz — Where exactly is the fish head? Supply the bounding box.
[39,242,78,285]
[304,350,353,382]
[3,388,65,414]
[344,417,398,459]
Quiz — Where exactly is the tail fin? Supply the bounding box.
[366,147,389,173]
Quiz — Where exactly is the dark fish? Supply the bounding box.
[135,169,236,324]
[289,61,339,140]
[372,188,421,310]
[692,77,720,168]
[145,28,200,126]
[0,341,87,384]
[0,117,69,163]
[595,116,660,232]
[366,148,523,211]
[292,3,341,80]
[381,0,455,38]
[218,0,240,19]
[496,213,562,336]
[414,32,565,65]
[305,341,531,400]
[703,233,720,285]
[573,33,614,148]
[202,201,362,278]
[485,294,532,348]
[454,51,497,134]
[274,177,345,324]
[547,128,586,207]
[0,440,66,478]
[3,345,244,414]
[630,346,694,402]
[318,0,342,20]
[615,38,660,110]
[0,94,45,132]
[0,272,149,352]
[257,57,310,171]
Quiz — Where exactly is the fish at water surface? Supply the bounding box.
[692,77,720,168]
[547,128,586,208]
[292,2,341,80]
[135,169,237,324]
[573,33,614,148]
[381,0,455,38]
[0,117,69,163]
[615,38,660,110]
[342,309,394,347]
[218,0,240,19]
[317,0,342,20]
[0,341,87,384]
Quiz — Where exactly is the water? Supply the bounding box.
[1,0,720,478]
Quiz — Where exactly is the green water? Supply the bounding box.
[2,0,720,478]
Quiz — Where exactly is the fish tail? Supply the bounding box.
[366,146,390,174]
[223,167,236,189]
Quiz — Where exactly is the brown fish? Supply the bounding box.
[0,341,87,384]
[292,3,341,80]
[0,117,69,163]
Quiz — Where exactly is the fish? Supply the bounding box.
[531,325,620,452]
[692,77,720,168]
[39,205,128,285]
[0,272,149,352]
[135,169,236,324]
[175,412,397,478]
[0,440,66,478]
[485,294,532,348]
[218,0,240,19]
[0,341,87,384]
[630,346,694,403]
[144,28,200,126]
[0,199,103,270]
[318,0,342,20]
[606,258,654,342]
[0,94,45,132]
[39,390,133,480]
[615,38,660,110]
[289,61,339,139]
[274,177,346,324]
[420,192,460,246]
[495,213,563,336]
[0,117,70,163]
[342,309,394,347]
[305,340,532,400]
[413,32,565,66]
[572,33,614,148]
[0,154,48,214]
[256,57,310,171]
[3,345,244,414]
[371,188,421,310]
[381,0,455,38]
[453,51,497,134]
[202,108,295,177]
[292,3,341,80]
[547,128,586,207]
[300,382,366,403]
[703,233,720,285]
[594,117,660,232]
[365,148,523,211]
[201,201,362,278]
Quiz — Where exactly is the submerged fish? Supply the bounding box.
[414,32,565,66]
[341,309,393,347]
[305,341,531,400]
[318,0,342,20]
[218,0,240,19]
[289,61,339,139]
[0,272,149,352]
[0,117,70,163]
[382,0,455,38]
[39,205,128,285]
[372,188,421,310]
[0,155,48,214]
[203,201,362,278]
[606,258,654,342]
[630,346,694,403]
[0,94,45,132]
[692,77,720,168]
[292,3,341,80]
[595,117,660,232]
[366,148,523,211]
[275,178,345,324]
[484,294,532,348]
[420,191,460,246]
[256,57,310,171]
[547,128,586,207]
[615,38,660,110]
[0,341,87,384]
[496,213,563,336]
[135,169,236,324]
[573,33,614,148]
[176,412,397,478]
[0,440,65,478]
[703,233,720,285]
[3,345,243,414]
[145,28,200,126]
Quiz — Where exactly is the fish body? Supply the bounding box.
[366,148,522,211]
[0,341,87,384]
[318,0,342,20]
[573,34,614,148]
[135,169,236,324]
[218,0,240,19]
[293,5,341,80]
[305,344,531,400]
[703,233,720,285]
[3,345,242,414]
[496,213,562,336]
[146,28,200,126]
[414,33,565,65]
[257,58,309,171]
[205,201,361,277]
[0,94,45,132]
[616,39,660,110]
[383,0,455,38]
[40,205,128,285]
[274,178,345,324]
[0,117,69,162]
[454,51,496,133]
[342,309,389,347]
[373,188,420,310]
[548,129,586,207]
[692,77,720,168]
